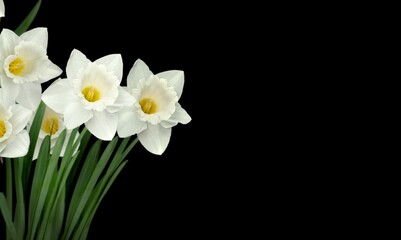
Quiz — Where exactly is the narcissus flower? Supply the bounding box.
[42,49,133,141]
[117,59,191,155]
[0,89,32,158]
[0,28,62,111]
[32,106,78,160]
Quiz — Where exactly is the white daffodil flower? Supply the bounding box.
[42,49,134,141]
[117,59,191,155]
[0,0,4,18]
[0,89,32,158]
[32,106,79,160]
[0,28,62,111]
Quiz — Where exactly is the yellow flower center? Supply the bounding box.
[82,86,101,102]
[0,120,6,138]
[9,58,25,76]
[140,98,158,114]
[42,117,59,135]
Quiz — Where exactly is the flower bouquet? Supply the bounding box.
[0,0,191,239]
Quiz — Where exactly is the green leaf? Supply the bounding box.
[0,193,17,240]
[64,140,101,235]
[121,137,139,161]
[38,129,87,239]
[5,159,13,212]
[36,128,85,238]
[41,182,66,240]
[105,137,130,176]
[34,130,67,240]
[27,135,51,240]
[48,152,80,235]
[23,101,46,191]
[5,158,13,240]
[58,128,82,178]
[71,137,138,239]
[39,165,60,240]
[67,129,92,191]
[76,160,129,240]
[13,158,26,239]
[63,137,118,240]
[52,187,66,239]
[14,0,42,36]
[37,129,67,239]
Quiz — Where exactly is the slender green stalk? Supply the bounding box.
[5,159,13,240]
[14,158,26,239]
[15,0,42,35]
[26,136,51,240]
[0,193,17,240]
[23,101,46,192]
[74,160,128,239]
[33,130,66,240]
[38,128,86,239]
[72,137,138,239]
[63,137,118,240]
[40,166,61,240]
[67,129,92,192]
[121,137,139,161]
[39,128,86,237]
[51,187,65,239]
[64,140,101,230]
[5,159,12,221]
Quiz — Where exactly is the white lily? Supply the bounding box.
[0,88,32,158]
[32,106,79,160]
[0,28,62,111]
[0,0,4,18]
[42,49,133,141]
[117,59,191,155]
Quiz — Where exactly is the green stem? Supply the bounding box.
[5,159,12,216]
[121,137,139,160]
[14,0,42,36]
[14,158,26,239]
[5,159,13,240]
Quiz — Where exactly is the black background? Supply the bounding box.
[0,0,225,238]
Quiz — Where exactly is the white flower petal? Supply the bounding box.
[20,27,48,49]
[127,59,153,89]
[0,0,4,17]
[170,103,191,124]
[0,130,29,158]
[160,103,191,128]
[17,83,42,111]
[64,102,93,129]
[66,49,91,80]
[85,111,117,141]
[38,61,63,83]
[0,142,6,153]
[106,87,135,113]
[138,124,171,155]
[10,104,32,134]
[94,54,123,82]
[0,78,19,107]
[42,79,78,114]
[156,70,184,99]
[117,109,147,138]
[160,120,178,129]
[0,29,19,60]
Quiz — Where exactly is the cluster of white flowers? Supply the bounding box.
[0,1,191,157]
